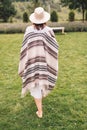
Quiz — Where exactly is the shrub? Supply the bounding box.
[69,11,75,22]
[51,10,58,22]
[48,21,87,32]
[0,23,29,34]
[23,12,29,23]
[0,22,87,34]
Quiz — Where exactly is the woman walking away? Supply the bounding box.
[18,7,59,118]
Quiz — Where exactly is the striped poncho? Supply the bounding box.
[18,25,59,97]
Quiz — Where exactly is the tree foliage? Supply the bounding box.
[23,12,29,22]
[69,11,75,22]
[61,0,87,22]
[51,10,58,22]
[12,0,29,1]
[0,0,16,22]
[33,0,40,8]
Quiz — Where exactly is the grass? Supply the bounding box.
[0,32,87,130]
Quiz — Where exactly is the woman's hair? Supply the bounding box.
[34,23,46,30]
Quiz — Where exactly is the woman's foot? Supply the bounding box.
[36,111,43,118]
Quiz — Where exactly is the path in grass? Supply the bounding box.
[0,32,87,130]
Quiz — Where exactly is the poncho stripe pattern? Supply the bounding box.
[18,26,59,97]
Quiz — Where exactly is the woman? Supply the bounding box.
[18,7,59,118]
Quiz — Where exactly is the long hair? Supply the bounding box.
[34,23,46,30]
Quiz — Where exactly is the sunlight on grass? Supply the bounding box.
[0,33,87,130]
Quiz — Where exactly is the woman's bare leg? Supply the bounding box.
[34,98,43,118]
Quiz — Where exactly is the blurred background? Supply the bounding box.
[0,0,87,33]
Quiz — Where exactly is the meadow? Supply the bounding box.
[0,32,87,130]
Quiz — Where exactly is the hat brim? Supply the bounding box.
[29,11,50,24]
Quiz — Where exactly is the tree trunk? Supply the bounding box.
[82,9,85,22]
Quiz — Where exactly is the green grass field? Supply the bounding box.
[0,32,87,130]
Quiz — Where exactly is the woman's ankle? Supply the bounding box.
[36,111,43,118]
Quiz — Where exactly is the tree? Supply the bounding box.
[13,0,29,1]
[69,11,75,22]
[42,0,46,4]
[85,10,87,21]
[0,0,16,22]
[33,0,40,8]
[61,0,87,22]
[51,10,58,22]
[23,12,29,22]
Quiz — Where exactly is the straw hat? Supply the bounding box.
[29,7,50,24]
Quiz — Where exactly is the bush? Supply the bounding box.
[0,23,30,34]
[23,12,29,23]
[48,21,87,32]
[0,22,87,34]
[69,11,75,22]
[51,10,58,22]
